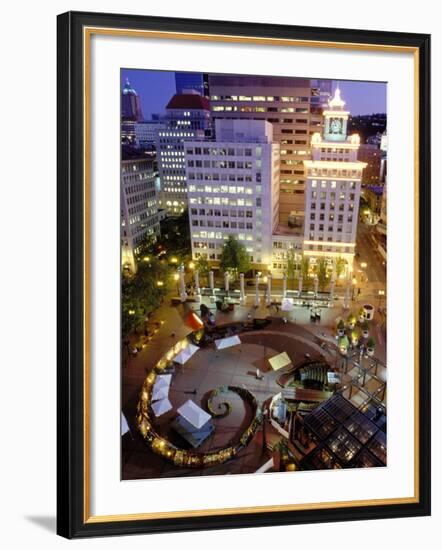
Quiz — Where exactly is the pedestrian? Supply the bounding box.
[171,331,176,337]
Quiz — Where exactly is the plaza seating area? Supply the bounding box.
[136,325,265,468]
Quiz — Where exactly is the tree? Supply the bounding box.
[301,256,310,285]
[195,256,210,286]
[286,247,299,288]
[157,210,191,259]
[366,337,376,350]
[335,256,347,279]
[121,257,171,338]
[219,235,251,279]
[317,259,328,291]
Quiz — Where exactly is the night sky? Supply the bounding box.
[121,69,386,120]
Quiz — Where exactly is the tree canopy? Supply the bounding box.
[317,259,329,291]
[219,235,251,278]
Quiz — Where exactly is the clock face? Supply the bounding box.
[330,118,342,134]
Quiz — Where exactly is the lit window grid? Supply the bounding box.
[185,141,278,264]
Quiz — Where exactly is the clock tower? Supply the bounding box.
[323,87,350,142]
[302,87,367,277]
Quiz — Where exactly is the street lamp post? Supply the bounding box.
[240,273,245,306]
[266,275,272,306]
[282,273,287,300]
[179,265,187,303]
[194,270,201,300]
[343,279,351,309]
[329,276,336,304]
[224,271,229,296]
[313,275,319,298]
[173,273,179,295]
[255,274,260,307]
[209,270,214,295]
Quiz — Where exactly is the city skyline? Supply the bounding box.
[121,69,387,119]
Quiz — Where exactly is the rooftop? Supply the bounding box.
[273,223,304,238]
[166,94,211,111]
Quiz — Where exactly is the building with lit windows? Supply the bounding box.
[303,88,366,275]
[185,119,280,269]
[358,143,382,184]
[121,156,160,273]
[156,94,212,215]
[121,78,144,144]
[208,75,323,227]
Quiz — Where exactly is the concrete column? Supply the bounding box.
[209,271,214,294]
[298,275,303,297]
[239,273,245,305]
[313,275,319,297]
[266,275,272,306]
[282,273,287,299]
[329,277,336,303]
[343,280,351,309]
[179,266,187,302]
[255,274,260,307]
[224,272,229,293]
[194,270,200,299]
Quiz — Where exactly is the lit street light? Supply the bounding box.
[173,273,179,294]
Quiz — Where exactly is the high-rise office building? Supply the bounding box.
[185,119,279,269]
[303,88,366,275]
[156,94,212,215]
[175,72,209,97]
[121,156,160,273]
[121,78,144,143]
[208,75,323,226]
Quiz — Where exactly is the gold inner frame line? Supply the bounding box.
[82,26,420,524]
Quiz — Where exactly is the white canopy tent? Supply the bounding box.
[268,351,292,371]
[151,384,169,402]
[214,335,241,350]
[153,374,172,390]
[281,298,294,311]
[121,412,130,436]
[177,399,211,429]
[173,344,199,365]
[151,398,173,417]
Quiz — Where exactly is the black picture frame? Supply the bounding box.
[57,10,431,539]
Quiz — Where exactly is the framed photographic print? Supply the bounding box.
[57,11,431,538]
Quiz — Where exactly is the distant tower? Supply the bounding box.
[121,78,143,143]
[121,78,143,121]
[303,87,367,276]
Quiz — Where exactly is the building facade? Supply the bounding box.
[185,119,280,270]
[358,143,382,184]
[156,94,212,215]
[135,120,166,148]
[303,88,366,275]
[208,75,323,227]
[121,157,160,273]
